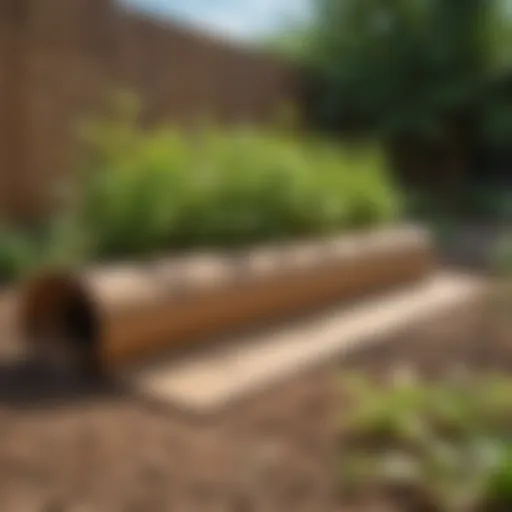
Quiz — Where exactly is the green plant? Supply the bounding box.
[0,214,88,286]
[71,108,402,261]
[0,103,403,280]
[492,235,512,278]
[299,0,512,140]
[337,374,512,511]
[464,186,512,221]
[484,446,512,510]
[0,228,37,285]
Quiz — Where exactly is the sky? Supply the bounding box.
[123,0,310,41]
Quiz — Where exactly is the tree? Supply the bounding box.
[307,0,510,137]
[278,0,512,196]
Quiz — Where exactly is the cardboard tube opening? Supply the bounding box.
[22,275,101,374]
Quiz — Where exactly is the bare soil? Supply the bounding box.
[0,289,509,511]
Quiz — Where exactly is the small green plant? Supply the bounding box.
[483,446,512,510]
[0,228,37,285]
[337,373,512,511]
[0,216,87,286]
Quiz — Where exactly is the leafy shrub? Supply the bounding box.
[0,228,37,285]
[0,216,87,286]
[72,107,402,260]
[337,374,512,511]
[0,99,403,282]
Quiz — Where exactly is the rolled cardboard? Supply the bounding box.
[21,225,434,373]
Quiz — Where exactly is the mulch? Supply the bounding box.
[0,288,509,511]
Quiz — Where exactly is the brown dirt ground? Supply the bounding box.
[0,287,509,511]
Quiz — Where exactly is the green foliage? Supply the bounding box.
[338,373,512,511]
[0,219,86,286]
[0,96,402,282]
[302,0,512,142]
[481,94,512,150]
[484,447,512,509]
[262,26,318,64]
[492,235,512,278]
[464,186,512,221]
[70,109,402,261]
[0,228,38,285]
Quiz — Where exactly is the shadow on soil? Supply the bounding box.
[0,361,121,408]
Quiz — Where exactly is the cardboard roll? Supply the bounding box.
[20,225,434,374]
